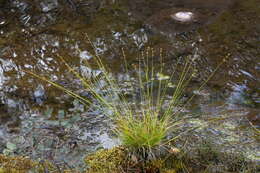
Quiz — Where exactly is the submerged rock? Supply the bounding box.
[40,0,58,13]
[170,11,194,22]
[145,7,223,36]
[33,84,46,105]
[125,0,234,36]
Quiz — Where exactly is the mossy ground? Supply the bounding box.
[0,141,259,173]
[84,147,126,173]
[0,155,36,173]
[0,154,79,173]
[84,147,187,172]
[84,143,259,173]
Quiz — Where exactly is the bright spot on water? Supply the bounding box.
[13,52,17,58]
[171,12,194,22]
[80,51,92,60]
[0,20,5,25]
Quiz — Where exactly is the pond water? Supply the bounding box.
[0,0,259,170]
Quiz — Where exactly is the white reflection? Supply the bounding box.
[80,51,92,60]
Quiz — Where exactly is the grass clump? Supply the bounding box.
[26,46,194,147]
[115,115,169,148]
[25,35,227,171]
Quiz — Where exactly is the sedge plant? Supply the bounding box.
[24,35,226,160]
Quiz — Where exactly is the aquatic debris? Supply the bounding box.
[170,12,194,22]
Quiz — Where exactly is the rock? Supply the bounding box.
[170,11,194,22]
[7,99,17,109]
[145,7,219,36]
[73,0,102,16]
[125,0,235,36]
[33,84,46,105]
[246,109,260,126]
[40,0,58,13]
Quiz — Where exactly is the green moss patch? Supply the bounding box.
[0,154,79,173]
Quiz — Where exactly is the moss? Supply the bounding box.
[0,154,36,173]
[1,143,257,173]
[180,141,260,173]
[84,146,126,173]
[84,146,185,173]
[0,154,78,173]
[162,170,177,173]
[85,144,259,172]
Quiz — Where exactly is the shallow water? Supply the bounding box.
[0,0,259,169]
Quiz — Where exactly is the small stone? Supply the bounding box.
[33,85,46,105]
[131,154,138,163]
[169,147,180,154]
[171,12,194,22]
[40,0,58,13]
